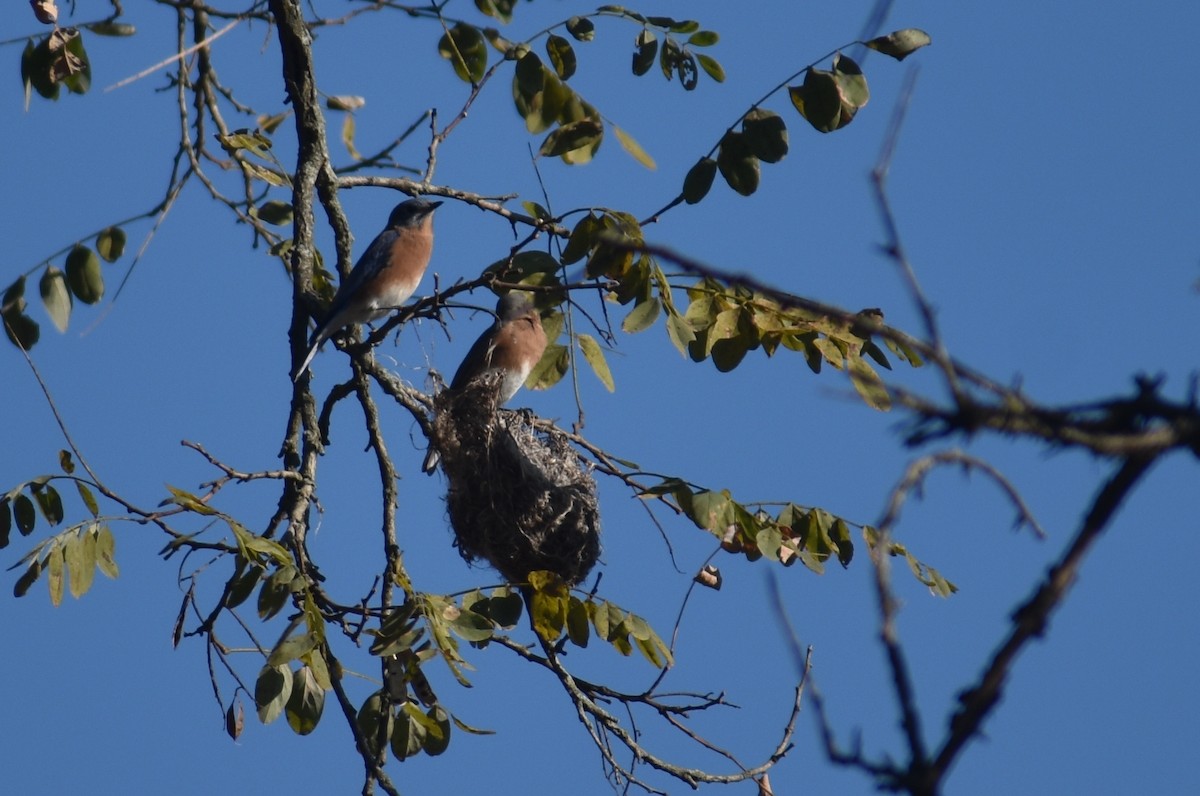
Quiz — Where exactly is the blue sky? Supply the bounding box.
[3,2,1198,794]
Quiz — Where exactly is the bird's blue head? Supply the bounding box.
[496,291,536,321]
[387,198,442,229]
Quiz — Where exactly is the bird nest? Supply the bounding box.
[429,375,601,586]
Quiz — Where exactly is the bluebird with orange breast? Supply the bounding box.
[293,198,441,380]
[422,291,548,472]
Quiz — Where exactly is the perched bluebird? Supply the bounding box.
[422,291,548,472]
[293,198,441,380]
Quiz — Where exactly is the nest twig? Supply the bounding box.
[429,375,601,586]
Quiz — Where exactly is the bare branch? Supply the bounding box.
[925,455,1156,792]
[877,450,1047,541]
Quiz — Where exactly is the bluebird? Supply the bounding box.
[422,291,548,472]
[293,198,441,380]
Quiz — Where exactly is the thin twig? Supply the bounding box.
[105,17,244,92]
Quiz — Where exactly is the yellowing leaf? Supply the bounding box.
[38,267,71,333]
[96,227,126,262]
[577,333,615,391]
[612,124,656,170]
[341,114,361,161]
[47,545,64,606]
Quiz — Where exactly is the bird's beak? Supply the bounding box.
[428,200,444,210]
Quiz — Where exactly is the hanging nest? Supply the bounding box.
[428,374,601,586]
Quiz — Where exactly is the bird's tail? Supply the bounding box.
[292,328,327,381]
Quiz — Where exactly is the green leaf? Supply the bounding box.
[14,556,42,597]
[834,53,869,109]
[475,0,516,24]
[865,28,932,61]
[830,518,854,568]
[23,37,59,102]
[14,494,36,535]
[255,664,293,724]
[285,665,325,735]
[225,698,245,741]
[356,692,391,759]
[513,53,545,110]
[566,16,595,42]
[164,484,216,515]
[65,246,104,304]
[658,36,678,80]
[527,343,570,390]
[75,481,99,517]
[422,705,452,756]
[577,334,615,391]
[304,653,333,696]
[676,52,699,90]
[561,213,601,264]
[587,599,608,640]
[849,356,891,410]
[85,22,138,37]
[539,118,603,158]
[449,605,495,643]
[450,713,496,736]
[696,53,725,83]
[528,570,569,642]
[687,30,719,47]
[716,131,760,196]
[626,614,673,667]
[227,518,291,565]
[487,590,523,628]
[217,129,273,158]
[622,297,660,334]
[711,335,750,372]
[32,482,64,525]
[883,336,923,367]
[790,57,868,134]
[682,157,717,204]
[95,227,126,262]
[20,40,36,108]
[38,267,71,333]
[545,35,576,80]
[666,310,696,354]
[632,29,657,76]
[605,604,632,655]
[611,124,656,170]
[392,706,427,760]
[255,200,294,226]
[437,23,488,84]
[566,596,590,648]
[4,276,27,317]
[2,310,40,350]
[225,563,262,609]
[95,525,119,578]
[521,202,550,224]
[789,69,843,133]
[268,631,318,667]
[0,501,10,549]
[742,109,788,163]
[258,564,298,621]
